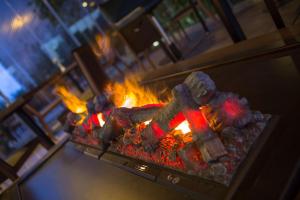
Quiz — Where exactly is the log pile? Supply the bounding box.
[66,72,271,185]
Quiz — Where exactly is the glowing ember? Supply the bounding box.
[97,113,106,127]
[55,86,87,114]
[169,112,185,129]
[152,122,165,138]
[174,120,191,134]
[185,109,208,132]
[144,119,152,125]
[223,98,244,118]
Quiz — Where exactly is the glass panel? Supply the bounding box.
[0,0,63,102]
[278,0,300,26]
[0,115,36,161]
[153,0,233,57]
[231,0,277,38]
[0,96,7,110]
[0,62,26,103]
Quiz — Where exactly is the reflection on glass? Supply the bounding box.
[0,62,25,102]
[277,0,300,26]
[0,115,36,161]
[0,96,7,110]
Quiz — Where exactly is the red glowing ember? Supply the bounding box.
[169,112,186,129]
[223,98,244,119]
[184,109,208,132]
[152,122,165,138]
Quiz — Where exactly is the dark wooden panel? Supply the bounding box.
[73,45,109,96]
[212,0,246,42]
[119,15,161,54]
[264,0,286,29]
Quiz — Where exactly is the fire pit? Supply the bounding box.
[60,71,277,197]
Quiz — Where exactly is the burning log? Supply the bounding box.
[140,72,227,162]
[64,112,86,134]
[202,93,253,131]
[178,143,207,174]
[92,104,163,149]
[112,104,163,127]
[95,114,122,150]
[139,85,195,151]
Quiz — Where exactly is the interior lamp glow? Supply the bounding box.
[90,1,96,7]
[82,1,88,8]
[152,41,159,47]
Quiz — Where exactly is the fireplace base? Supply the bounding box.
[98,116,279,199]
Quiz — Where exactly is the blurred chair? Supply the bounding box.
[99,1,182,69]
[95,33,129,76]
[23,63,86,139]
[73,45,110,96]
[293,4,300,24]
[168,0,209,34]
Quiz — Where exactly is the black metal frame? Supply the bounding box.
[188,0,209,33]
[264,0,286,29]
[212,0,246,43]
[141,42,300,85]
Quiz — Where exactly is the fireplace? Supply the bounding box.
[61,71,278,198]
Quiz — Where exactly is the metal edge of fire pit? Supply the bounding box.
[100,152,161,181]
[100,149,225,199]
[224,115,280,200]
[70,115,280,200]
[69,139,106,159]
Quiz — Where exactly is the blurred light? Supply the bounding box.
[174,120,191,134]
[10,13,33,31]
[144,119,152,125]
[90,1,96,7]
[82,1,88,7]
[136,164,148,172]
[152,41,159,47]
[97,113,106,127]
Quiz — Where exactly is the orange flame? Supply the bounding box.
[106,75,165,108]
[55,86,87,114]
[174,120,191,134]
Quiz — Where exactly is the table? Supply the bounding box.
[18,143,192,200]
